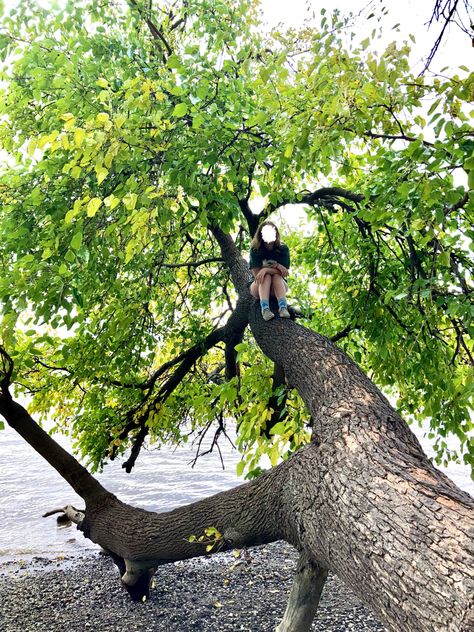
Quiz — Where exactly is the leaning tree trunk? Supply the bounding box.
[0,228,473,631]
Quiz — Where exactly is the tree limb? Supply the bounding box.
[0,346,14,396]
[117,299,250,471]
[128,0,173,57]
[161,257,224,268]
[265,362,288,438]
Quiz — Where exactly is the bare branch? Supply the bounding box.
[115,298,250,470]
[161,257,223,268]
[422,0,463,73]
[43,505,85,525]
[330,325,353,343]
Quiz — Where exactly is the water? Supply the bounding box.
[0,422,472,562]
[0,425,241,561]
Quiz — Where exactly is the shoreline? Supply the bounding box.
[0,542,386,632]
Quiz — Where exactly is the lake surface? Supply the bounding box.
[0,421,472,562]
[0,425,241,561]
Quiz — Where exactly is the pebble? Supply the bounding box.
[0,542,387,631]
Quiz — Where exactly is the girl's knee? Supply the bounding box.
[273,276,285,290]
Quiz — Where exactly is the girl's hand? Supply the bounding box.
[276,264,289,278]
[255,269,268,284]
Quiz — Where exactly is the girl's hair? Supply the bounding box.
[251,221,281,251]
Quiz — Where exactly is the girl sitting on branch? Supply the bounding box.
[249,221,290,321]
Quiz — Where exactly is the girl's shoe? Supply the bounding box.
[279,306,290,318]
[262,307,275,321]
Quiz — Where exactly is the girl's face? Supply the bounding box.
[261,224,277,245]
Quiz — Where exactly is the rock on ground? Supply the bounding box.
[0,542,386,632]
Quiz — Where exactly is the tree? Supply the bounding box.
[0,1,473,630]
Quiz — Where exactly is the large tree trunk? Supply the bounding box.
[1,229,473,631]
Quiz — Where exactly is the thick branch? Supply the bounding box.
[238,198,260,236]
[271,187,364,213]
[265,362,288,438]
[0,394,109,504]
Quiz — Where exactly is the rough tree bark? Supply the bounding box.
[0,228,473,631]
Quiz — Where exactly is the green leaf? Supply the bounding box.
[438,250,450,267]
[468,170,474,190]
[172,103,188,118]
[269,422,286,435]
[167,54,182,69]
[70,231,83,251]
[192,114,204,129]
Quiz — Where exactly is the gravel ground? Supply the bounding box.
[0,542,386,632]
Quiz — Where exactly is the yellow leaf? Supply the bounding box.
[125,239,136,263]
[96,112,110,125]
[64,117,76,131]
[123,192,138,211]
[115,114,127,129]
[27,139,37,156]
[37,135,49,149]
[60,113,75,121]
[284,144,294,159]
[96,78,109,88]
[74,128,86,147]
[104,194,120,210]
[71,166,82,179]
[226,181,234,192]
[64,200,82,224]
[87,197,102,217]
[95,166,109,185]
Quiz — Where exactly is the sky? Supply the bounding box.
[259,0,472,75]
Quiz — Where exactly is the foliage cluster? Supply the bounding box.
[0,0,472,474]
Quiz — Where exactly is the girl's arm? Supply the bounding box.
[252,267,280,284]
[275,263,289,278]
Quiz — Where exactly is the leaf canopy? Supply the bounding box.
[0,0,472,474]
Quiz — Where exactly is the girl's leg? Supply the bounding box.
[271,276,290,317]
[259,275,272,302]
[251,276,274,320]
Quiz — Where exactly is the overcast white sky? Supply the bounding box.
[260,0,472,75]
